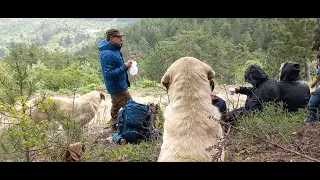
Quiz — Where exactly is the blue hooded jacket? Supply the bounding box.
[98,39,130,94]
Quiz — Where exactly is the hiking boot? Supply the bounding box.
[120,139,127,145]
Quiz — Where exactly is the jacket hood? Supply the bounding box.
[244,64,268,86]
[280,61,301,81]
[98,39,122,51]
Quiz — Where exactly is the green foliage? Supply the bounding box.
[0,94,60,161]
[27,60,48,90]
[235,102,306,142]
[7,96,52,148]
[0,44,96,161]
[102,141,159,162]
[0,18,132,56]
[57,88,72,94]
[142,79,157,88]
[0,52,39,104]
[235,59,265,82]
[0,43,103,95]
[2,18,318,84]
[41,62,102,92]
[0,95,88,161]
[120,18,318,83]
[267,18,317,79]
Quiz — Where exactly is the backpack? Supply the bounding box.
[211,94,227,114]
[112,99,153,144]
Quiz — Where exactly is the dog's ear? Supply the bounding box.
[208,69,215,80]
[100,93,105,100]
[161,71,170,90]
[202,63,215,80]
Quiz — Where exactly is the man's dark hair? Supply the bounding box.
[106,29,123,41]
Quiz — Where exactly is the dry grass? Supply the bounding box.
[225,123,320,162]
[223,102,320,162]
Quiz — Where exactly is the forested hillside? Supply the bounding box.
[0,18,139,57]
[1,18,319,89]
[118,18,319,83]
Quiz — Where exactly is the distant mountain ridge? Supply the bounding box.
[0,18,139,57]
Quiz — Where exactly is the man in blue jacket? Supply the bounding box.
[98,29,133,132]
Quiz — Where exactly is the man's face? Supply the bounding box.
[110,35,123,46]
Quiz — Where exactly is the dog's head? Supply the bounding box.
[161,57,215,91]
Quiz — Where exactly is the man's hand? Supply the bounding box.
[235,87,240,94]
[125,60,133,69]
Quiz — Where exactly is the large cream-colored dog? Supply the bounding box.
[26,91,105,126]
[158,57,225,162]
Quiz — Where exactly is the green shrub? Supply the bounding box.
[234,102,306,143]
[142,79,157,88]
[41,62,102,92]
[235,59,264,83]
[57,88,71,94]
[27,60,48,90]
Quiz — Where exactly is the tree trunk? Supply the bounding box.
[305,61,311,81]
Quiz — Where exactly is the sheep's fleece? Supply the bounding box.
[158,57,225,162]
[26,91,105,126]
